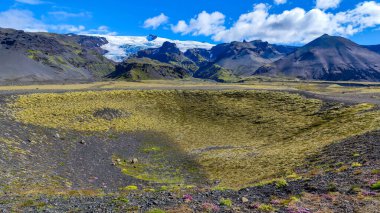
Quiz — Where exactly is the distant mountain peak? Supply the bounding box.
[302,34,361,51]
[255,34,380,81]
[146,34,158,41]
[160,41,181,53]
[250,39,265,43]
[162,41,176,46]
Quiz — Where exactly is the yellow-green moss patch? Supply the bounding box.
[10,90,380,188]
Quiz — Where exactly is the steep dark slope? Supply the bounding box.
[363,45,380,55]
[0,28,115,82]
[64,33,109,55]
[0,49,66,82]
[256,34,380,81]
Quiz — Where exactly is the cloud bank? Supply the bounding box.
[0,9,115,35]
[171,1,380,44]
[0,9,46,32]
[48,11,92,20]
[15,0,44,5]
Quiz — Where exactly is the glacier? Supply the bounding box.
[89,34,215,62]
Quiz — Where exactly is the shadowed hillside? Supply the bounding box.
[0,28,115,82]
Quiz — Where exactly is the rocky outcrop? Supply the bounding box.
[107,58,191,80]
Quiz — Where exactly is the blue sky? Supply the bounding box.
[0,0,380,45]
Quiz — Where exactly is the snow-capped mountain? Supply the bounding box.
[89,34,215,62]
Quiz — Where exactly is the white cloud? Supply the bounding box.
[15,0,44,5]
[171,20,188,33]
[0,9,114,35]
[81,26,117,35]
[0,9,47,32]
[171,1,380,44]
[143,13,169,29]
[316,0,342,10]
[213,3,340,43]
[49,25,86,33]
[338,1,380,31]
[171,11,225,36]
[274,0,287,5]
[48,11,92,20]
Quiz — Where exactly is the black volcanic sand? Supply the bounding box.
[1,132,379,212]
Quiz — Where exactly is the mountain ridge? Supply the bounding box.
[255,34,380,81]
[364,44,380,55]
[1,27,380,83]
[112,39,298,81]
[0,28,116,82]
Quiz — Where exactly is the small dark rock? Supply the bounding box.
[131,158,138,164]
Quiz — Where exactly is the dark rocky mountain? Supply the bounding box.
[65,33,109,55]
[188,40,297,81]
[107,58,191,80]
[119,40,297,81]
[184,48,211,67]
[5,26,375,83]
[256,34,380,81]
[0,28,115,82]
[363,45,380,55]
[136,41,198,72]
[109,41,202,81]
[207,40,297,76]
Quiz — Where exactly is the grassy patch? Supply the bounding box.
[257,204,276,212]
[219,198,232,207]
[0,137,29,156]
[123,185,138,191]
[112,197,130,206]
[370,181,380,190]
[142,146,161,153]
[11,90,380,188]
[275,179,288,188]
[18,200,46,208]
[27,49,43,60]
[147,208,166,213]
[351,162,362,167]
